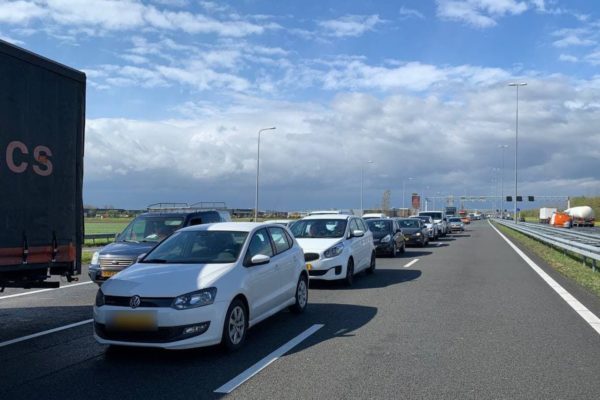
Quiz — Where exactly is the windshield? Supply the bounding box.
[420,212,442,220]
[449,218,462,222]
[119,216,184,243]
[414,216,431,223]
[397,219,420,228]
[367,220,392,233]
[290,219,347,238]
[141,230,248,264]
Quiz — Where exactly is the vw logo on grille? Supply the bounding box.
[129,295,141,309]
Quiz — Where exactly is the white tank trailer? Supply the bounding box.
[564,206,596,227]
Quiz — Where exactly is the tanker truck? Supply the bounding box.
[0,39,85,289]
[565,206,596,227]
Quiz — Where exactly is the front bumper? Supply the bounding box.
[374,241,394,255]
[404,235,424,245]
[305,255,346,281]
[93,301,228,349]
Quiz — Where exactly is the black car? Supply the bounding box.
[367,218,406,257]
[395,218,428,247]
[89,203,231,284]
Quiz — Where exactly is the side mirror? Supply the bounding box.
[250,254,271,265]
[352,230,365,238]
[136,253,146,263]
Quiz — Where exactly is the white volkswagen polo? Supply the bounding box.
[93,222,308,350]
[290,214,375,286]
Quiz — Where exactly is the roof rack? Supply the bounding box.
[146,202,228,213]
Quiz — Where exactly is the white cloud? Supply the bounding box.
[398,7,425,20]
[318,14,383,38]
[552,28,596,48]
[84,77,600,209]
[436,0,529,28]
[559,54,578,63]
[0,0,268,37]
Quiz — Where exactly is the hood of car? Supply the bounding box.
[401,227,421,234]
[295,237,343,253]
[100,262,235,298]
[98,241,157,258]
[371,231,392,240]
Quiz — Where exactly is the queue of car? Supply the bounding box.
[91,208,468,352]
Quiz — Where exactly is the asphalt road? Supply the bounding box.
[1,222,600,399]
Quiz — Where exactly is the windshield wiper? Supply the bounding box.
[122,239,139,243]
[142,258,168,263]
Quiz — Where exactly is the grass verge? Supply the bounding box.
[493,222,600,299]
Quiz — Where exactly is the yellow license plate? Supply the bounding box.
[101,271,118,278]
[305,263,312,270]
[108,312,157,331]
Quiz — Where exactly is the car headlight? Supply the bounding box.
[95,289,105,307]
[91,251,100,265]
[323,243,344,258]
[415,232,422,236]
[172,288,217,310]
[381,234,391,243]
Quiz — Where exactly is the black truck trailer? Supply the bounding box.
[0,39,85,289]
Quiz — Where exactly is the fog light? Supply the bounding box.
[183,322,210,336]
[334,266,342,275]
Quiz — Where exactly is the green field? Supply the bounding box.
[84,218,131,235]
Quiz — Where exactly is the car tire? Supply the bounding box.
[399,241,406,254]
[289,274,308,314]
[390,242,397,258]
[344,258,355,286]
[222,298,248,352]
[367,252,376,274]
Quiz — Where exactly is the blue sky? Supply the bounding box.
[1,0,599,211]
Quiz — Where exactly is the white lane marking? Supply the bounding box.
[0,281,93,300]
[489,221,600,336]
[214,324,324,394]
[404,259,419,268]
[0,319,93,348]
[436,242,442,247]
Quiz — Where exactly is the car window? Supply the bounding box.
[358,218,368,232]
[290,219,347,238]
[268,226,291,254]
[367,220,391,233]
[141,230,248,264]
[398,219,419,228]
[350,219,361,232]
[199,211,221,223]
[120,216,184,243]
[245,228,274,264]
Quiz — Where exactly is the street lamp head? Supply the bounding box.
[508,82,527,87]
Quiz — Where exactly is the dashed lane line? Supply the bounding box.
[0,319,93,348]
[404,259,419,268]
[214,324,324,394]
[0,281,94,300]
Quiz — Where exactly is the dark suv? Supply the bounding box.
[89,203,231,284]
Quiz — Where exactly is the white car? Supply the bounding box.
[362,213,388,219]
[93,222,308,350]
[290,215,375,286]
[418,211,448,236]
[411,215,439,240]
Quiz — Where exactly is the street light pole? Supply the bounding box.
[508,82,526,223]
[402,177,414,212]
[360,161,374,216]
[498,144,508,218]
[254,127,276,221]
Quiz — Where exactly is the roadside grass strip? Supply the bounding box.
[490,221,600,336]
[214,324,324,394]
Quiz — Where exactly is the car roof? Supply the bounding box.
[366,218,391,222]
[301,214,352,220]
[178,222,280,233]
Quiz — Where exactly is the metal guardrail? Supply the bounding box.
[84,233,116,245]
[493,219,600,271]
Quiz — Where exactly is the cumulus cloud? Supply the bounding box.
[436,0,529,28]
[84,78,600,209]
